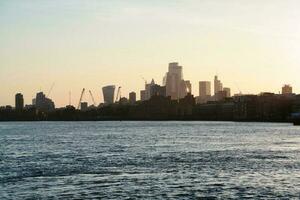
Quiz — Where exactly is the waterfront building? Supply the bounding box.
[15,93,24,111]
[102,85,115,104]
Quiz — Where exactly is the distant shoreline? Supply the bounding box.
[0,119,294,124]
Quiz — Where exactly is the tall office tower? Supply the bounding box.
[199,81,211,97]
[129,92,136,104]
[223,87,231,97]
[165,62,184,100]
[102,85,115,104]
[282,84,293,95]
[15,93,24,111]
[145,79,155,100]
[140,90,146,101]
[214,75,223,95]
[34,92,55,111]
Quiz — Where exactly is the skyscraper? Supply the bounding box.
[140,90,146,101]
[33,92,55,112]
[199,81,211,97]
[214,75,223,95]
[102,85,115,104]
[129,92,136,104]
[145,79,155,100]
[165,62,187,100]
[197,81,211,104]
[15,93,24,111]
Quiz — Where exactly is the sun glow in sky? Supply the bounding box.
[1,0,300,107]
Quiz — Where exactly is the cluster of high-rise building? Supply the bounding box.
[164,62,191,100]
[137,62,232,105]
[11,91,55,112]
[2,62,296,112]
[196,75,231,104]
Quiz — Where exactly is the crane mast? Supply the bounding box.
[115,86,121,102]
[47,82,55,98]
[77,88,85,109]
[89,90,96,106]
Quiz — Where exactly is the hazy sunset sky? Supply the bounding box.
[1,0,300,107]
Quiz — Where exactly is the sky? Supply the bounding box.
[1,0,300,107]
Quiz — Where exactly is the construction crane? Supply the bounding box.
[77,88,85,109]
[141,76,147,85]
[89,90,96,106]
[69,91,71,106]
[115,86,121,102]
[47,82,55,98]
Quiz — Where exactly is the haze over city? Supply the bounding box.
[1,0,300,107]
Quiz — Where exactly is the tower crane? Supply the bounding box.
[141,76,147,85]
[89,90,96,106]
[115,86,121,102]
[69,91,71,106]
[77,88,85,109]
[47,82,55,98]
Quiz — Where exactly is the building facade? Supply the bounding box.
[129,92,136,104]
[15,93,24,111]
[33,92,55,112]
[223,87,231,97]
[102,85,115,104]
[150,84,166,97]
[140,90,146,101]
[165,62,182,100]
[199,81,211,97]
[214,75,223,95]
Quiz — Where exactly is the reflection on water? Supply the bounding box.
[0,121,300,199]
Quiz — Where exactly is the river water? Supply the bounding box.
[0,121,300,199]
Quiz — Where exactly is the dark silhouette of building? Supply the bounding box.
[150,84,166,97]
[33,92,55,112]
[140,90,146,101]
[80,102,88,111]
[129,92,136,104]
[102,85,115,104]
[119,97,129,105]
[15,93,24,111]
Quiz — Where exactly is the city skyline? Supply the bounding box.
[1,0,300,107]
[0,61,298,108]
